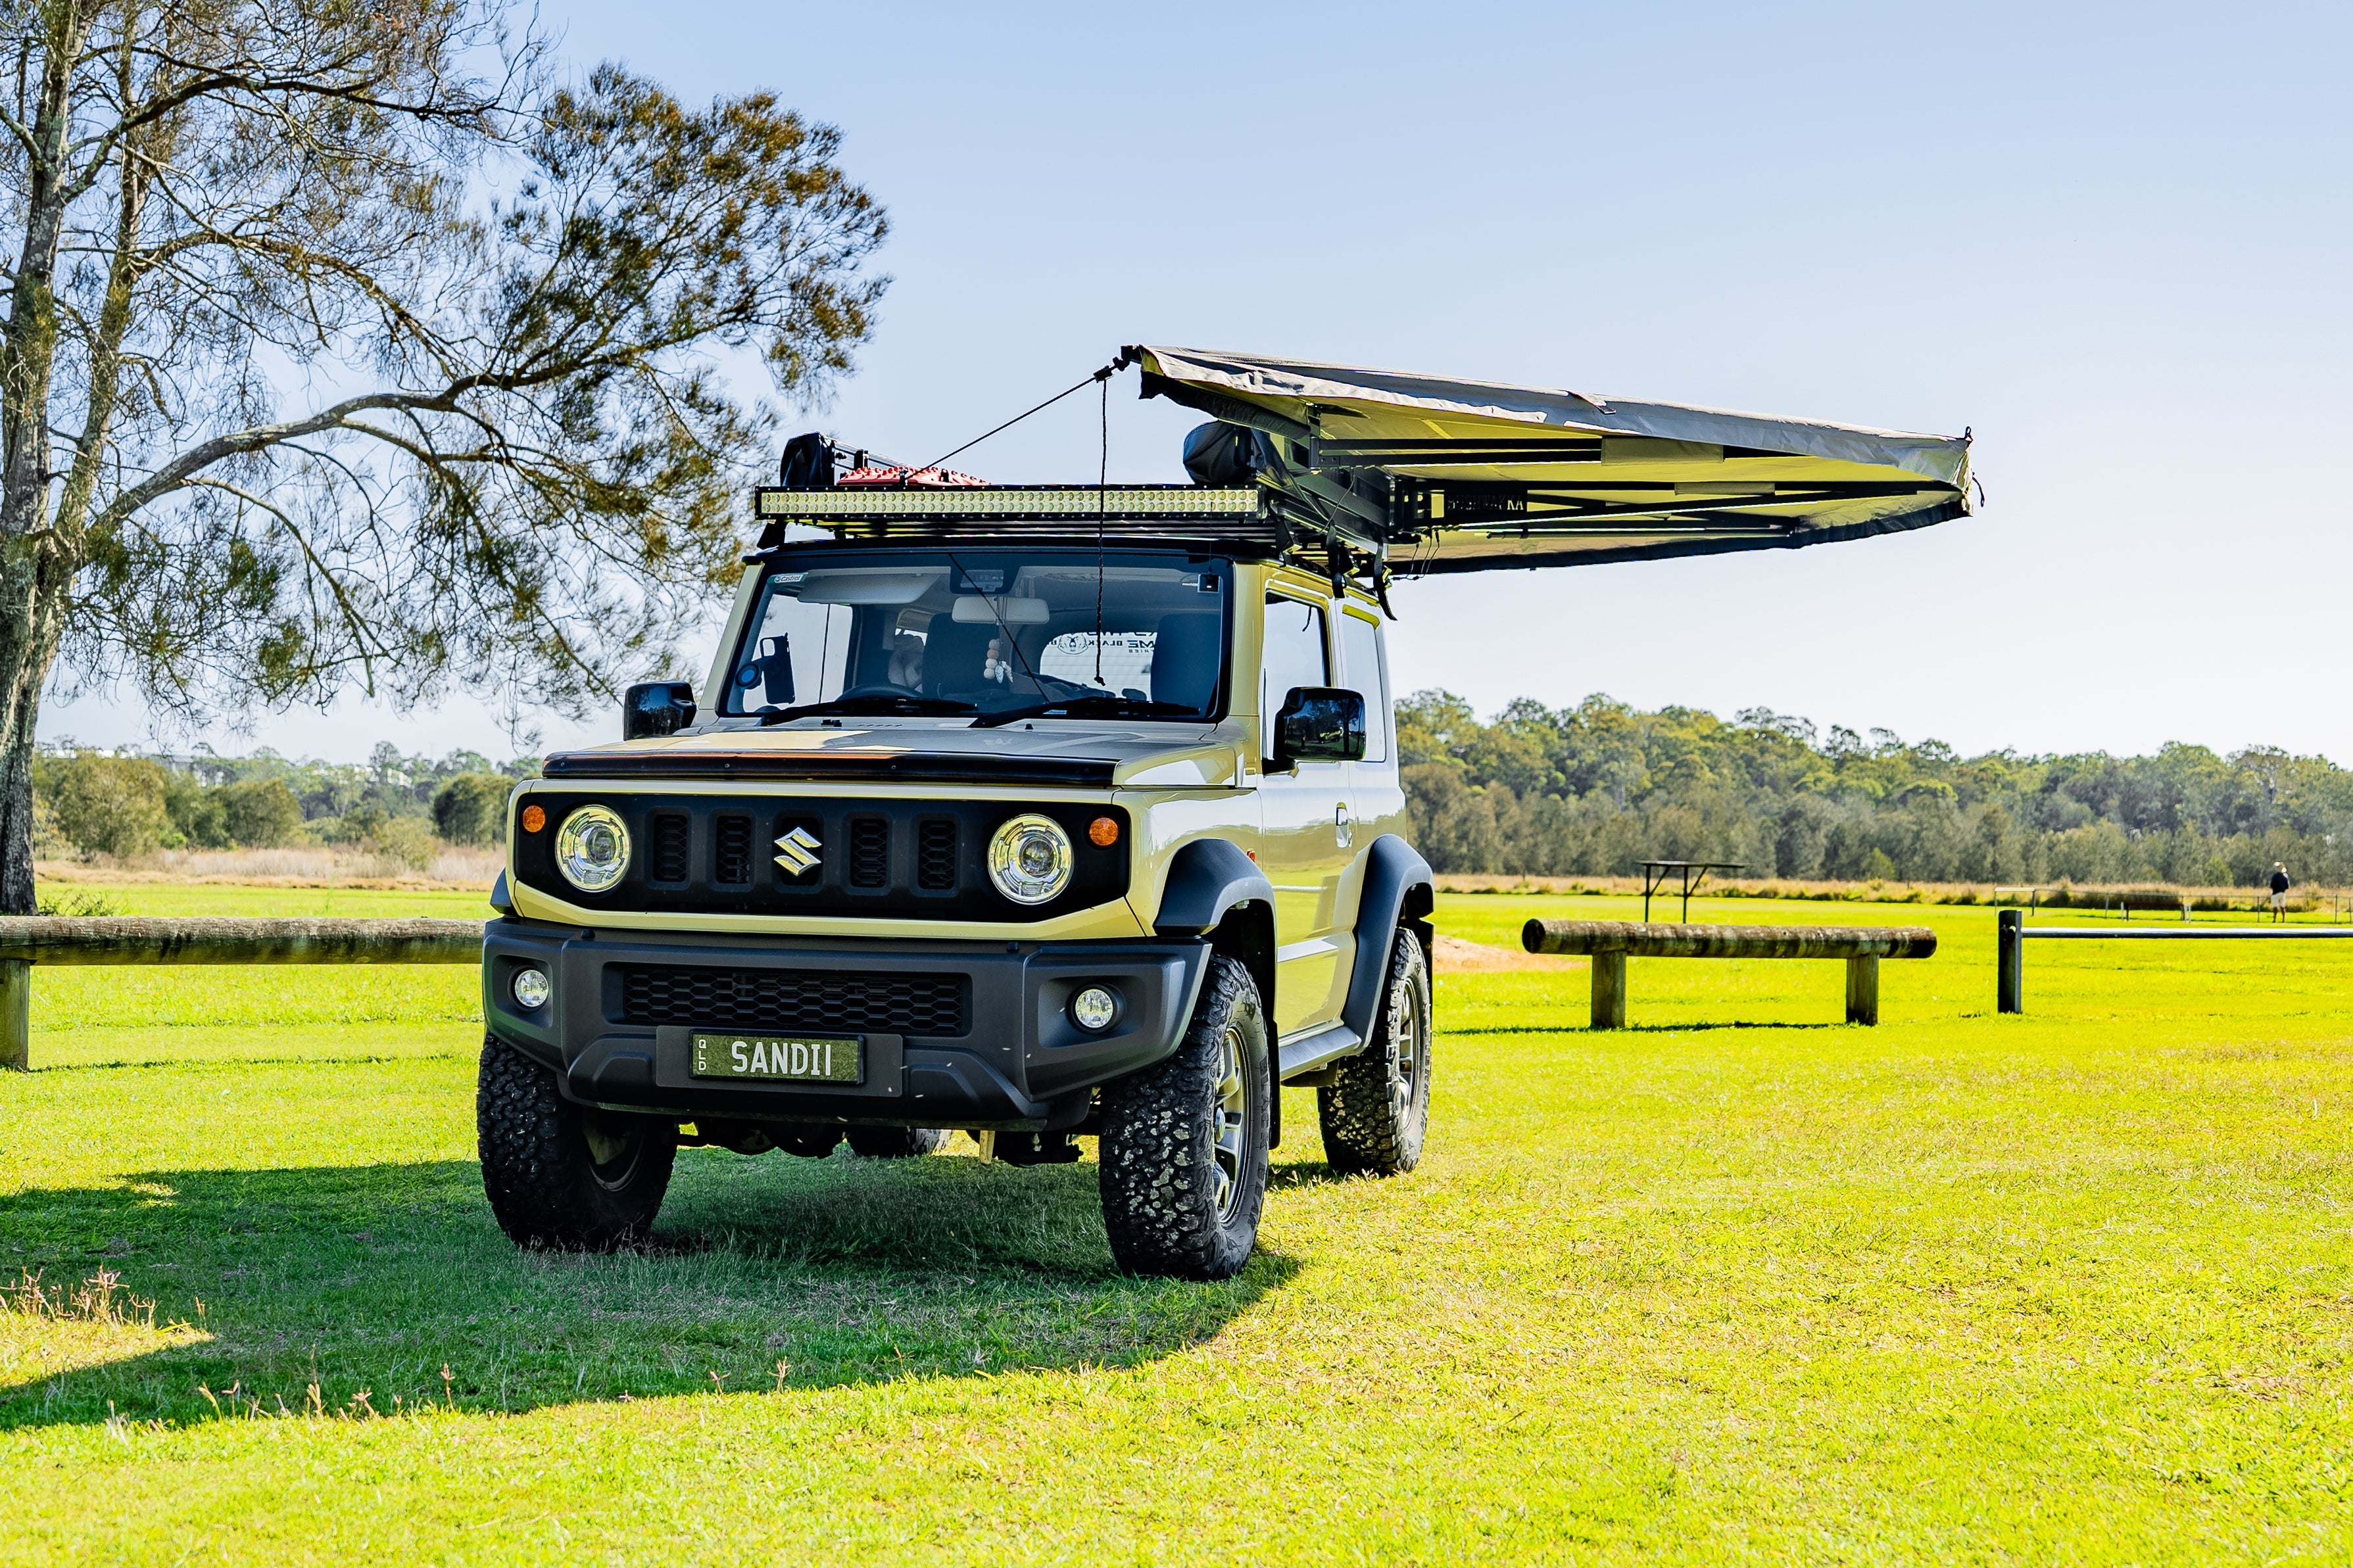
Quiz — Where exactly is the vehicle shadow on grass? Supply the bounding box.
[1449,1020,1845,1035]
[0,1148,1294,1430]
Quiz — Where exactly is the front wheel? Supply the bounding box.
[477,1035,677,1250]
[1317,928,1432,1176]
[1098,955,1271,1280]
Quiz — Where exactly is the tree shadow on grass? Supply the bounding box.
[0,1148,1294,1431]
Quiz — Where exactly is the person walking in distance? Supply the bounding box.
[2270,862,2292,922]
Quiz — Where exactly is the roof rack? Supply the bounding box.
[749,481,1390,600]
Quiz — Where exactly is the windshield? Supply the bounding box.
[720,549,1231,721]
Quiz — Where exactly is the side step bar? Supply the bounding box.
[1275,1022,1363,1084]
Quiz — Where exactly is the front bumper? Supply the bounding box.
[483,919,1211,1131]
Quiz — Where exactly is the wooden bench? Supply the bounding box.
[2108,890,2189,921]
[1520,919,1939,1029]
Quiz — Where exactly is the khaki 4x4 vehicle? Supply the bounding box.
[475,347,1972,1279]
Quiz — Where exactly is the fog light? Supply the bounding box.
[512,967,552,1010]
[1070,986,1119,1032]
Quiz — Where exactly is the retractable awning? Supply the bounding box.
[1136,346,1971,573]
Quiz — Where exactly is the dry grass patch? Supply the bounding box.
[37,845,502,890]
[1,1267,206,1391]
[1430,933,1579,974]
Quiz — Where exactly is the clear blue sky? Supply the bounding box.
[42,1,2352,763]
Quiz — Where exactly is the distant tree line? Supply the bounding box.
[33,744,535,867]
[1401,692,2352,888]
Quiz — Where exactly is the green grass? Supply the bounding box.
[3,889,2350,1562]
[22,882,490,1070]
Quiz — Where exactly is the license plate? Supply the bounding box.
[689,1032,863,1085]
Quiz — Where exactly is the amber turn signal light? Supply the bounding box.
[1087,817,1119,848]
[520,804,546,834]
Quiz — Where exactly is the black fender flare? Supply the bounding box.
[1340,835,1436,1045]
[1152,836,1275,939]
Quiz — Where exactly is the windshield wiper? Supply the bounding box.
[970,696,1200,729]
[758,694,978,725]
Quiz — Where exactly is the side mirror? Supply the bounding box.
[623,680,696,741]
[1271,687,1367,769]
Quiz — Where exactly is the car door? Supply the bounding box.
[1257,586,1351,1037]
[1332,600,1401,943]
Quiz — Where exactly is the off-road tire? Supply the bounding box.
[845,1126,950,1158]
[1098,955,1271,1280]
[476,1035,677,1250]
[1317,928,1432,1177]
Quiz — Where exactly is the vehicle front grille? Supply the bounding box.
[848,817,889,889]
[650,813,691,883]
[713,815,754,886]
[916,819,958,890]
[512,794,1127,922]
[617,964,969,1037]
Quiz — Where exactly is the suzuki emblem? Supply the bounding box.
[773,826,821,876]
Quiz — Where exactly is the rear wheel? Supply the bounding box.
[1098,955,1270,1280]
[845,1126,950,1158]
[476,1035,677,1250]
[1317,928,1432,1176]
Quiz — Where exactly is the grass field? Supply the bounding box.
[3,884,2350,1562]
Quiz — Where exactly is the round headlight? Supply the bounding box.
[512,967,552,1010]
[1071,986,1119,1032]
[988,813,1073,905]
[554,805,631,893]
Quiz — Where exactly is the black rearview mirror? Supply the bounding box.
[1272,687,1367,769]
[623,680,696,741]
[758,634,794,705]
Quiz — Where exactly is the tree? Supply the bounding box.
[432,770,508,843]
[0,4,889,910]
[161,765,226,845]
[219,776,299,845]
[47,751,168,856]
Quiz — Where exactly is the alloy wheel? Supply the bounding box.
[1210,1024,1249,1222]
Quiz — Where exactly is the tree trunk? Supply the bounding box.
[0,559,66,914]
[0,10,93,913]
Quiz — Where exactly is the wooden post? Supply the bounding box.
[1590,949,1626,1030]
[1997,909,2023,1014]
[1845,953,1880,1025]
[0,957,27,1070]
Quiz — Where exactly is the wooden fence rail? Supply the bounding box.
[0,917,486,1070]
[1522,918,1939,1029]
[1995,907,2353,1013]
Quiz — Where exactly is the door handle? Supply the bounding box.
[1334,802,1353,849]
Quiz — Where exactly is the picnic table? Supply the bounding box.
[1640,861,1744,922]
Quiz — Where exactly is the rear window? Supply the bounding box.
[1335,610,1389,763]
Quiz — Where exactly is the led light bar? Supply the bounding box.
[756,484,1261,521]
